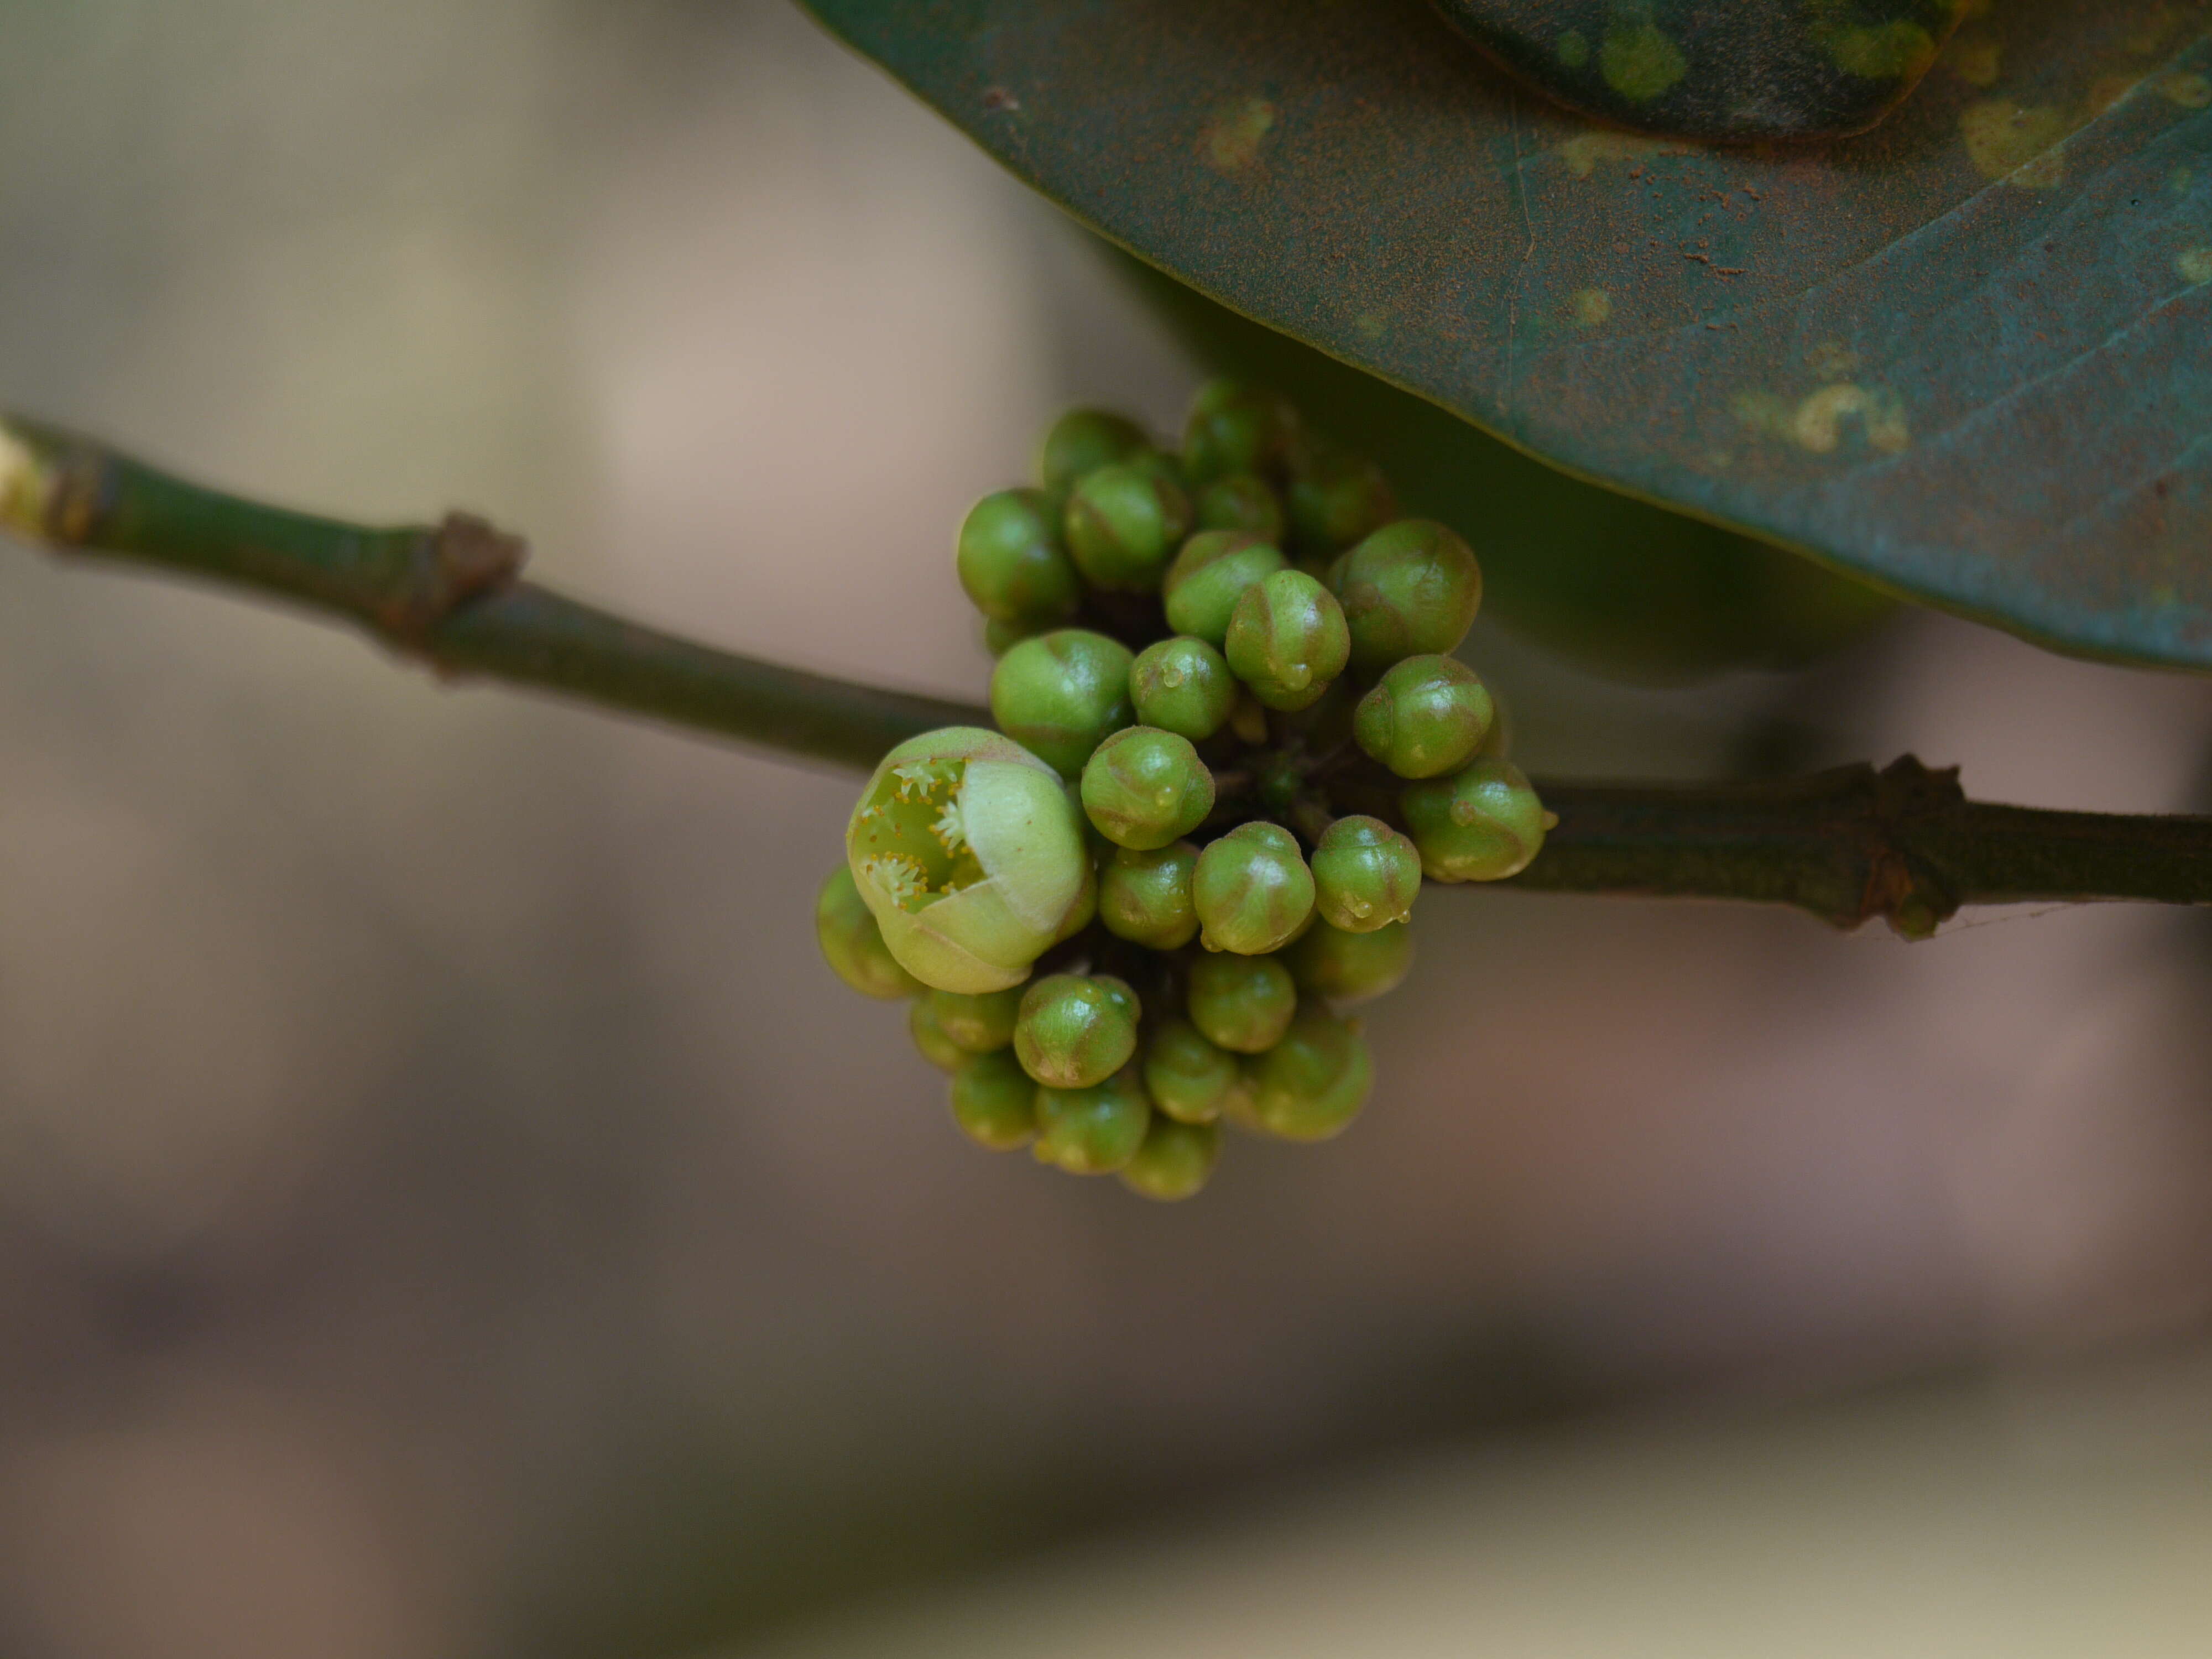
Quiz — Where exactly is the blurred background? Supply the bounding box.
[3,2,2211,1655]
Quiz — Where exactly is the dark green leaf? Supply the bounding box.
[805,0,2212,670]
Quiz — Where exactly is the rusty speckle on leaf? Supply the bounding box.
[1200,96,1276,175]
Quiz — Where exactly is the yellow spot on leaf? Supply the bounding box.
[1946,32,2001,87]
[1959,100,2073,186]
[2179,247,2212,285]
[1557,131,1698,179]
[1569,288,1613,327]
[1734,384,1907,456]
[1199,97,1277,175]
[1828,22,1936,81]
[2160,73,2212,110]
[1792,384,1910,455]
[1600,24,1687,103]
[1558,29,1589,69]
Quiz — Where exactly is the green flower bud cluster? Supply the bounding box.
[826,381,1552,1199]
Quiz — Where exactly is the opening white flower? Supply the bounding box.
[847,726,1089,994]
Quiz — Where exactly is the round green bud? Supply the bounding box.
[1119,1115,1222,1202]
[1195,472,1287,542]
[1193,821,1316,954]
[1246,1009,1373,1141]
[1014,973,1140,1090]
[1080,726,1215,851]
[990,630,1135,779]
[982,617,1045,658]
[1224,570,1350,712]
[1332,520,1484,674]
[1033,1067,1152,1175]
[1098,842,1200,950]
[1162,530,1288,646]
[1308,816,1422,933]
[1129,635,1238,743]
[848,727,1089,994]
[1063,462,1192,592]
[1094,973,1141,1026]
[816,865,924,1000]
[1142,1018,1240,1124]
[928,986,1022,1053]
[1038,408,1150,495]
[1401,759,1549,883]
[1352,654,1495,780]
[1183,378,1301,486]
[950,1050,1037,1151]
[909,997,968,1073]
[1186,951,1297,1054]
[1286,444,1398,563]
[1286,917,1413,1005]
[956,489,1081,626]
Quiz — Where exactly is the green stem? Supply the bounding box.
[1513,760,2212,936]
[0,416,977,771]
[5,415,2209,933]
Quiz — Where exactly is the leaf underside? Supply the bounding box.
[805,0,2212,671]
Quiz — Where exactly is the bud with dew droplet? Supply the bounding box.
[1400,759,1549,882]
[1193,821,1316,954]
[1308,816,1422,933]
[1224,568,1350,712]
[1081,726,1216,850]
[1130,635,1238,742]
